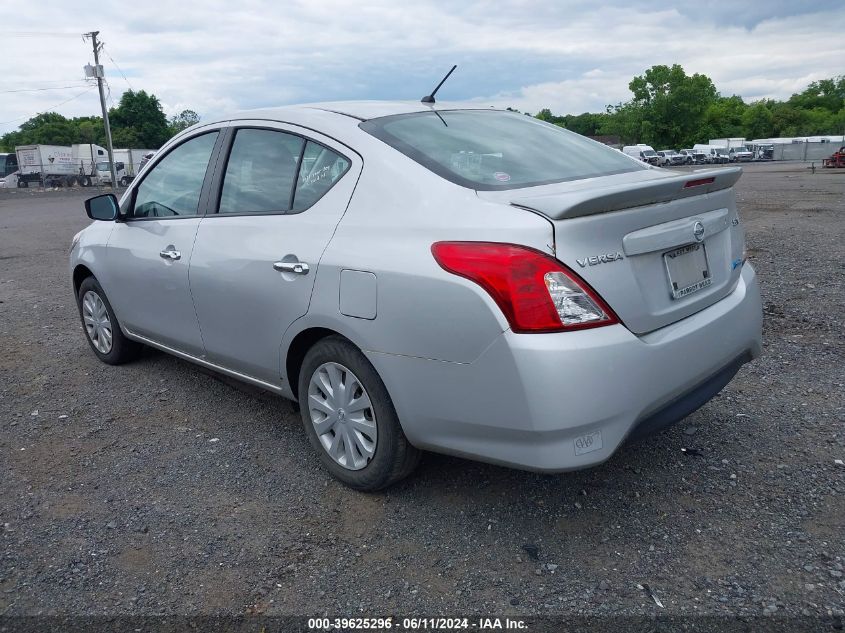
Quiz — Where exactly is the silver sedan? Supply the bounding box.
[70,102,762,490]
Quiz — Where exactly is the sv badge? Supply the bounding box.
[576,252,624,268]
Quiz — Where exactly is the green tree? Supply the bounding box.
[0,90,198,151]
[108,90,169,148]
[702,95,748,140]
[770,103,809,137]
[788,77,845,113]
[168,109,201,136]
[560,112,606,136]
[626,64,718,147]
[599,101,645,145]
[741,102,774,139]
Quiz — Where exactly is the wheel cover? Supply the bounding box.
[307,362,377,471]
[82,290,113,354]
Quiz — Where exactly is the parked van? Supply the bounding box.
[729,147,753,162]
[622,144,659,165]
[711,147,731,164]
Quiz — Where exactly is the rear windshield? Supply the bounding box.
[360,110,644,191]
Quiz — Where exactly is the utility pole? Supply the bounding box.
[84,31,117,190]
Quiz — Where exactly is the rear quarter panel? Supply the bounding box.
[289,145,555,364]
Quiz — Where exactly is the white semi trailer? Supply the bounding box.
[14,145,79,187]
[709,138,748,150]
[15,143,156,187]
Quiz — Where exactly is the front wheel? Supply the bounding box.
[298,336,420,490]
[77,276,141,365]
[119,176,129,187]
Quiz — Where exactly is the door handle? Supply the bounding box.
[159,249,181,260]
[273,261,309,275]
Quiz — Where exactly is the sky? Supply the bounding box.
[1,1,844,135]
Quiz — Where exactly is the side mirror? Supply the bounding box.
[85,194,119,221]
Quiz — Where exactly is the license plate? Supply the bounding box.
[664,243,711,299]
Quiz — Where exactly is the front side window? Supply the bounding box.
[361,110,644,191]
[130,132,218,219]
[219,129,304,214]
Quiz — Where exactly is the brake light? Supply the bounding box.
[431,242,619,333]
[684,177,715,188]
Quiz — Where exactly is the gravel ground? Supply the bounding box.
[0,163,843,624]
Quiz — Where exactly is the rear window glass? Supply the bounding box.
[360,110,644,190]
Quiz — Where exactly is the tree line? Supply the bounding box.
[3,66,843,153]
[0,90,199,151]
[531,65,845,149]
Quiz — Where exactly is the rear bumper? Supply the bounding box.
[367,264,762,472]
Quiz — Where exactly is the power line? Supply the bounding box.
[0,85,97,126]
[102,45,134,91]
[0,31,83,38]
[0,84,89,94]
[0,79,91,87]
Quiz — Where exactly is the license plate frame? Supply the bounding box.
[664,242,712,300]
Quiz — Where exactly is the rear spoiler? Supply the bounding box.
[510,167,742,220]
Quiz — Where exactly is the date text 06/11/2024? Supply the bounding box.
[306,617,528,630]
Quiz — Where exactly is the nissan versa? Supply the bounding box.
[70,101,763,490]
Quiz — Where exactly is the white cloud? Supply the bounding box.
[0,1,843,136]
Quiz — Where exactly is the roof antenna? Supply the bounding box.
[421,65,457,104]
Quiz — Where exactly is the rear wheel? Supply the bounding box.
[119,176,129,187]
[298,336,420,490]
[77,276,141,365]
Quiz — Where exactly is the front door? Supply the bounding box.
[189,124,361,385]
[101,130,221,356]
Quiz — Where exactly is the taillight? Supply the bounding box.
[431,242,619,333]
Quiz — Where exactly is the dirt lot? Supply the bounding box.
[1,163,843,625]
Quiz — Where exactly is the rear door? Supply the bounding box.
[189,123,361,385]
[101,129,223,355]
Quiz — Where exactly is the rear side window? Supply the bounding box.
[218,130,350,214]
[292,141,350,212]
[219,129,304,214]
[360,110,644,191]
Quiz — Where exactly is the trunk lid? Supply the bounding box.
[477,167,746,334]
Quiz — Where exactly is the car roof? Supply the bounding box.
[212,100,502,124]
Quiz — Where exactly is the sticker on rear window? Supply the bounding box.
[574,430,602,456]
[493,171,511,182]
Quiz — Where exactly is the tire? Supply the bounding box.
[17,179,27,188]
[298,336,421,490]
[119,176,129,187]
[80,176,91,187]
[76,276,141,365]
